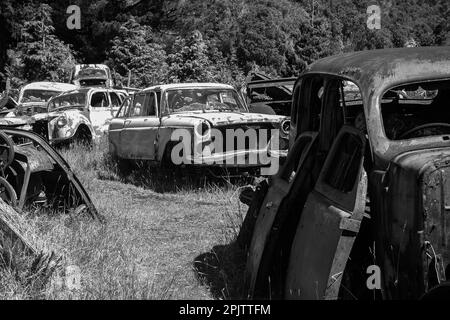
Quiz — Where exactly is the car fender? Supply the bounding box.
[156,125,194,161]
[48,110,94,142]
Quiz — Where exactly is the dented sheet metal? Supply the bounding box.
[0,127,101,221]
[241,46,450,300]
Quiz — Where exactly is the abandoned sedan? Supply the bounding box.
[16,82,77,116]
[69,64,115,88]
[241,46,450,300]
[39,87,128,144]
[108,83,290,174]
[0,126,100,220]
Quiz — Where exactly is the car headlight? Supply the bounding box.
[280,119,290,136]
[195,121,211,140]
[56,116,68,128]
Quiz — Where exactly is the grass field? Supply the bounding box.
[0,138,249,300]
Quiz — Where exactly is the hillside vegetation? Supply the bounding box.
[1,0,450,90]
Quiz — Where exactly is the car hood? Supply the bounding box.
[165,111,286,126]
[382,147,450,297]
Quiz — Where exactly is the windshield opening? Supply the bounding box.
[381,80,450,140]
[247,80,295,116]
[21,89,61,103]
[48,92,87,111]
[165,88,246,113]
[75,68,107,79]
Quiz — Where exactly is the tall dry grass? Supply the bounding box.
[0,136,248,300]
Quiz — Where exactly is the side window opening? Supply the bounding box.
[340,80,365,133]
[110,92,122,108]
[130,94,146,117]
[116,97,131,118]
[320,79,344,152]
[381,79,450,140]
[297,76,324,135]
[91,92,109,108]
[143,92,157,116]
[323,132,363,193]
[320,79,365,153]
[156,92,161,115]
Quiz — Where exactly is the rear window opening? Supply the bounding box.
[381,80,450,140]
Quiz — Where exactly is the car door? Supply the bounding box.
[245,75,325,300]
[109,96,131,157]
[245,131,319,299]
[120,91,160,160]
[284,125,367,300]
[89,90,111,131]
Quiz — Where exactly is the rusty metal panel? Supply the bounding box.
[245,132,318,298]
[284,126,367,300]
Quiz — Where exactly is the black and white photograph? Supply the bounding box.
[0,0,450,308]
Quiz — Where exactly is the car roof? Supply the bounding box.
[142,83,235,92]
[55,87,125,96]
[21,82,77,92]
[73,64,110,71]
[305,46,450,94]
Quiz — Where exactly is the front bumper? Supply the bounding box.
[183,148,287,171]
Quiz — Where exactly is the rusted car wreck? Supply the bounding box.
[109,83,289,175]
[241,46,450,300]
[0,126,99,220]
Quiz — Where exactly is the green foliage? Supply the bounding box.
[167,31,214,83]
[2,3,76,86]
[107,18,168,88]
[1,0,450,89]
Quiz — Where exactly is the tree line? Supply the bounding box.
[0,0,449,89]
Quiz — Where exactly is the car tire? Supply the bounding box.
[73,126,93,148]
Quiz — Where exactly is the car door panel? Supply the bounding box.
[284,126,367,300]
[120,92,159,160]
[89,90,111,131]
[245,131,319,298]
[109,97,131,157]
[121,118,160,159]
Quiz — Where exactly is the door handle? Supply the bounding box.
[124,120,131,125]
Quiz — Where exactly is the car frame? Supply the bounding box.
[242,46,450,300]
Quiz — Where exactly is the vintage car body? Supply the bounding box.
[44,87,128,142]
[69,64,115,88]
[241,46,450,300]
[16,82,77,116]
[0,126,100,220]
[246,72,296,116]
[108,83,290,172]
[4,82,95,146]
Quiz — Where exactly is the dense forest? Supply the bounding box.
[1,0,449,90]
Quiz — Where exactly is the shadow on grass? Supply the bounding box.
[193,241,247,300]
[193,183,264,299]
[101,156,256,194]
